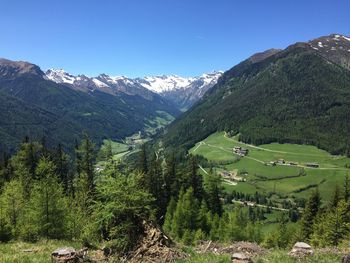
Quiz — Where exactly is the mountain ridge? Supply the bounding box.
[0,58,181,153]
[45,69,223,109]
[160,33,350,156]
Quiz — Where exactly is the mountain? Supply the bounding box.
[0,59,181,153]
[161,34,350,156]
[137,72,223,109]
[46,70,223,110]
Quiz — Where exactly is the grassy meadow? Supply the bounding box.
[190,132,350,201]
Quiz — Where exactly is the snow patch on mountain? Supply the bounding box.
[46,69,222,94]
[45,69,223,109]
[46,69,76,84]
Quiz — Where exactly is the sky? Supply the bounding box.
[1,0,350,78]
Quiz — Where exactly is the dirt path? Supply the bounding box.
[223,133,326,157]
[231,199,289,212]
[193,141,203,152]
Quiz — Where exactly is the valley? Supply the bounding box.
[190,132,350,202]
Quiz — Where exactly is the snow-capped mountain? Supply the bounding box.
[308,34,350,70]
[45,70,223,110]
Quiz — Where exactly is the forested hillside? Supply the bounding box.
[0,59,181,153]
[162,35,350,155]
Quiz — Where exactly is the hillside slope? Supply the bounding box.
[162,34,350,155]
[0,59,181,152]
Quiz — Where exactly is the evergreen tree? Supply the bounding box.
[26,157,67,239]
[197,200,211,235]
[76,134,96,194]
[185,155,203,200]
[88,170,153,253]
[53,143,70,194]
[139,144,148,174]
[105,140,113,160]
[163,197,177,234]
[0,180,24,237]
[11,142,43,199]
[300,188,321,240]
[329,185,341,209]
[204,170,223,216]
[146,153,164,220]
[163,154,177,202]
[311,200,350,246]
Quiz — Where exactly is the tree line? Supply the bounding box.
[0,136,349,253]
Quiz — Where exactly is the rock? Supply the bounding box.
[51,247,77,263]
[343,255,350,263]
[231,252,252,263]
[288,242,314,258]
[196,241,265,258]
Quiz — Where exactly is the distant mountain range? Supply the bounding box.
[161,34,350,156]
[45,69,222,110]
[0,57,221,152]
[0,58,179,152]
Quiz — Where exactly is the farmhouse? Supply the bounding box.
[233,146,249,156]
[306,163,319,168]
[220,171,231,178]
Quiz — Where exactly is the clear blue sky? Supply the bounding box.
[1,0,349,77]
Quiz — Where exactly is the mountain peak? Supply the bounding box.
[307,33,350,70]
[248,49,282,64]
[0,58,44,78]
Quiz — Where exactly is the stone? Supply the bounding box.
[231,252,252,263]
[51,247,77,263]
[343,255,350,263]
[288,242,314,258]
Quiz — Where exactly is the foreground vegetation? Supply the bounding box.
[0,135,349,261]
[0,240,81,263]
[175,250,343,263]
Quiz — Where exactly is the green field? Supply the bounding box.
[190,132,350,202]
[0,240,81,263]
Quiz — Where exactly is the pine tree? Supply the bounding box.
[53,143,70,194]
[105,140,113,160]
[204,170,223,216]
[300,188,321,240]
[329,185,341,209]
[89,170,153,253]
[163,154,177,202]
[146,153,164,220]
[163,197,177,234]
[311,200,350,246]
[11,142,43,199]
[0,180,24,237]
[27,157,67,239]
[170,188,185,239]
[185,155,203,200]
[76,134,95,194]
[197,200,211,235]
[139,144,148,174]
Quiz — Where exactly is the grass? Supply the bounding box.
[0,240,81,263]
[190,132,350,201]
[175,250,342,263]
